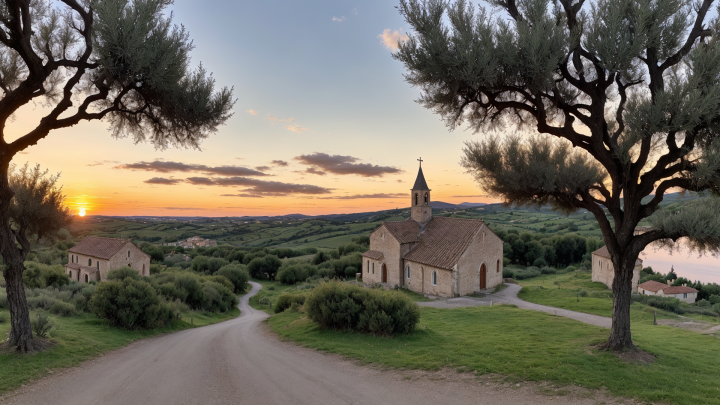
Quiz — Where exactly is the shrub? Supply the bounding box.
[274,292,307,313]
[31,313,54,338]
[107,266,141,281]
[49,300,77,317]
[578,289,589,297]
[632,294,683,314]
[248,255,282,280]
[204,275,235,292]
[0,292,7,309]
[512,267,541,280]
[305,282,420,335]
[532,258,548,268]
[344,266,358,278]
[0,312,6,323]
[565,265,576,272]
[217,263,250,293]
[502,269,514,279]
[710,294,720,305]
[311,251,328,265]
[540,266,557,274]
[23,262,69,288]
[174,273,205,309]
[201,281,238,312]
[191,255,210,272]
[276,263,317,285]
[90,278,168,329]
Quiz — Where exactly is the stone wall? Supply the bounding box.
[404,261,454,297]
[456,225,504,295]
[68,242,150,282]
[365,225,407,287]
[592,253,641,292]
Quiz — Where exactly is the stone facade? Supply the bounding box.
[591,246,641,292]
[66,237,150,283]
[362,163,503,298]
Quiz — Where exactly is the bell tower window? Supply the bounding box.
[424,193,428,205]
[415,193,419,206]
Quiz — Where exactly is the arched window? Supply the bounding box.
[424,193,428,204]
[481,232,485,242]
[431,271,437,286]
[68,270,72,279]
[497,259,500,273]
[372,262,375,274]
[88,258,91,266]
[415,193,419,206]
[142,264,146,276]
[84,274,89,282]
[128,250,130,258]
[406,265,410,279]
[367,260,370,273]
[97,261,100,269]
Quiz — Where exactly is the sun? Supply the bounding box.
[79,208,86,217]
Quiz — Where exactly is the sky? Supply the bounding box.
[8,0,497,217]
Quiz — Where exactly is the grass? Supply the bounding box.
[268,304,720,405]
[517,271,720,325]
[248,279,299,314]
[0,306,238,395]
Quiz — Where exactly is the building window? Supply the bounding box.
[431,271,437,286]
[68,270,72,279]
[97,261,99,269]
[367,260,370,273]
[88,258,91,266]
[406,265,410,279]
[497,259,500,273]
[372,262,375,274]
[424,193,428,204]
[128,251,130,258]
[683,293,687,299]
[415,193,419,206]
[84,274,88,282]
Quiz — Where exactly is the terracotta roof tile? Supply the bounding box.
[69,236,137,260]
[662,285,698,294]
[362,250,384,260]
[592,246,643,266]
[381,220,420,244]
[403,217,485,270]
[638,280,670,292]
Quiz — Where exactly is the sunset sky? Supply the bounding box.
[8,0,498,217]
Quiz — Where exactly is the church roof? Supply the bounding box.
[361,250,384,260]
[403,217,485,270]
[412,166,429,190]
[381,220,421,244]
[69,236,138,260]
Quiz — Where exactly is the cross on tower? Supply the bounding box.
[417,157,423,167]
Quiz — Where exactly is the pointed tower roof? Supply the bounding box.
[412,165,429,190]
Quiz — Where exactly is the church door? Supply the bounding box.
[381,264,387,283]
[480,263,487,290]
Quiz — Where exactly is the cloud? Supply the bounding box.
[271,160,288,167]
[115,160,268,177]
[352,8,358,15]
[255,166,270,171]
[185,176,333,196]
[319,193,406,200]
[220,193,266,198]
[144,177,183,185]
[246,109,259,115]
[285,123,308,133]
[305,167,326,176]
[332,16,346,22]
[266,114,294,123]
[378,29,409,51]
[295,153,401,177]
[162,207,209,210]
[87,162,105,167]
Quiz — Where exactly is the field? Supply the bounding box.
[0,307,238,394]
[267,286,720,405]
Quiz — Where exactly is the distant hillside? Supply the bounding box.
[430,201,486,209]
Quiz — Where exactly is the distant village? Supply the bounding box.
[162,235,218,249]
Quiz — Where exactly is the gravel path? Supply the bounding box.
[0,282,626,405]
[420,284,612,328]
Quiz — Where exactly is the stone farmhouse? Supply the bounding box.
[591,246,642,292]
[65,236,150,283]
[638,279,698,304]
[362,162,503,298]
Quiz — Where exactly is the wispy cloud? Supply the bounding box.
[115,160,269,177]
[332,16,346,22]
[295,153,401,177]
[271,160,288,167]
[305,167,326,176]
[285,123,308,133]
[378,29,409,51]
[255,166,270,171]
[144,177,183,185]
[246,109,259,115]
[319,193,406,200]
[351,8,358,15]
[266,114,294,123]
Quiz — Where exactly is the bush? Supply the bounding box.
[344,266,358,278]
[0,292,8,309]
[90,278,169,329]
[276,263,317,285]
[31,313,54,338]
[0,312,6,323]
[311,251,328,265]
[274,292,307,313]
[49,300,77,317]
[532,258,548,268]
[512,267,541,280]
[502,269,514,279]
[23,262,69,289]
[540,266,557,274]
[632,294,683,314]
[578,289,589,297]
[248,255,282,280]
[217,263,250,293]
[305,282,420,335]
[201,281,238,313]
[107,266,141,281]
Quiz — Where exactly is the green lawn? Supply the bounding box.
[268,304,720,405]
[0,307,238,395]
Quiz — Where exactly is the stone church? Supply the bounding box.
[65,236,151,283]
[362,162,503,297]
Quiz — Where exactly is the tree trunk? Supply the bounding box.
[606,255,637,351]
[0,166,33,352]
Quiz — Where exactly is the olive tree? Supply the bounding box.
[394,0,720,351]
[0,0,234,352]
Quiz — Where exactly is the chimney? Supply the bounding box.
[667,280,672,286]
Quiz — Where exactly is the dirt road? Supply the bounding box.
[1,282,625,405]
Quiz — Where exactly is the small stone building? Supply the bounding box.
[65,236,151,283]
[591,246,642,292]
[362,162,503,297]
[638,280,698,304]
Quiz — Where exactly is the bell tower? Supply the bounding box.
[410,158,432,225]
